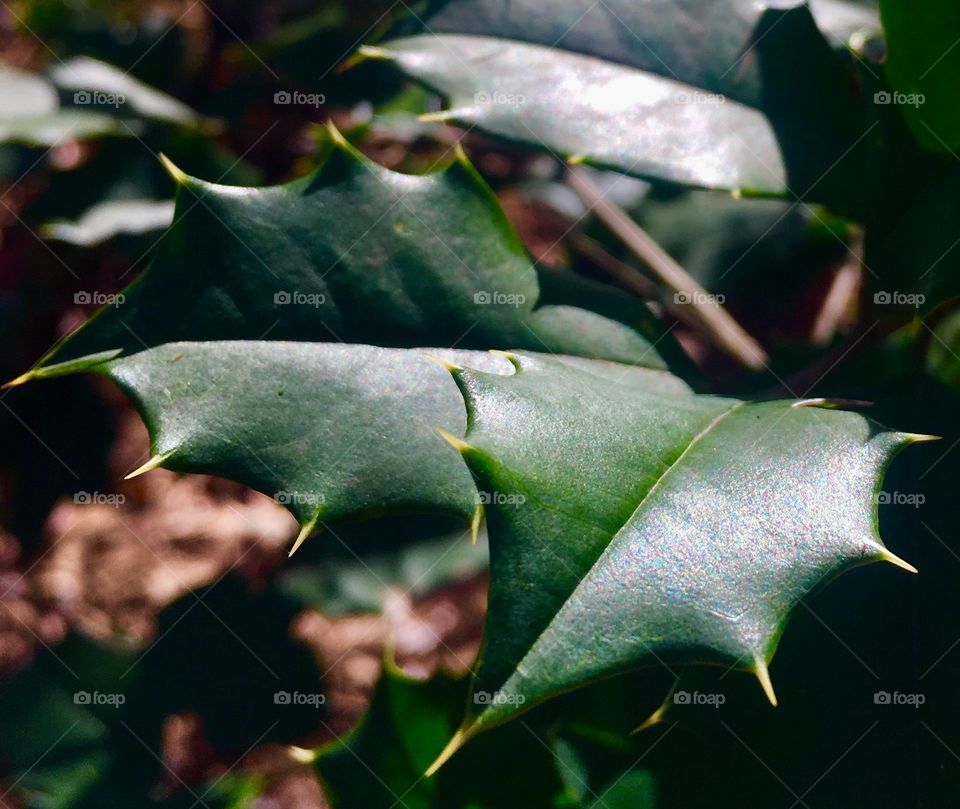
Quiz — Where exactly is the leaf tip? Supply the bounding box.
[875,546,918,574]
[287,745,317,764]
[124,451,174,480]
[452,141,470,166]
[158,153,190,185]
[791,397,873,410]
[418,110,454,124]
[436,427,472,455]
[566,154,587,166]
[325,120,349,148]
[355,44,394,62]
[470,504,484,544]
[2,369,37,389]
[423,353,463,373]
[901,432,941,444]
[753,658,778,707]
[488,349,522,371]
[425,726,472,777]
[289,512,321,557]
[632,701,669,734]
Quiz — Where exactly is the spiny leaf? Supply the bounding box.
[428,352,926,770]
[86,342,686,548]
[374,0,877,204]
[16,129,673,384]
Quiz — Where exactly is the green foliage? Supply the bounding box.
[376,0,881,209]
[24,132,671,381]
[5,1,959,807]
[429,352,921,764]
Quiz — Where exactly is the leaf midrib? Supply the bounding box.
[485,399,746,705]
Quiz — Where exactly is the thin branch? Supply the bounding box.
[566,166,769,371]
[570,234,660,300]
[810,230,863,347]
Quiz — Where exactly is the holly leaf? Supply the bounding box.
[16,129,672,384]
[84,342,686,550]
[427,351,926,770]
[372,0,877,204]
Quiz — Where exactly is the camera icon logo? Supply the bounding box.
[474,291,491,304]
[73,90,92,105]
[274,291,292,305]
[274,91,292,105]
[274,691,292,704]
[874,91,892,105]
[74,291,92,304]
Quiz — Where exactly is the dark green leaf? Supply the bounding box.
[880,0,960,153]
[89,342,683,546]
[375,0,877,202]
[428,351,923,767]
[20,132,671,382]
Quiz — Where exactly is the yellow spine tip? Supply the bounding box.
[158,154,189,185]
[470,504,484,545]
[2,370,35,389]
[488,349,521,371]
[877,547,918,574]
[325,120,348,147]
[287,746,317,764]
[436,428,473,454]
[124,451,172,480]
[566,154,587,165]
[754,658,778,707]
[631,702,668,735]
[423,353,463,373]
[288,514,320,557]
[356,45,393,61]
[418,110,454,124]
[425,727,471,777]
[903,432,941,444]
